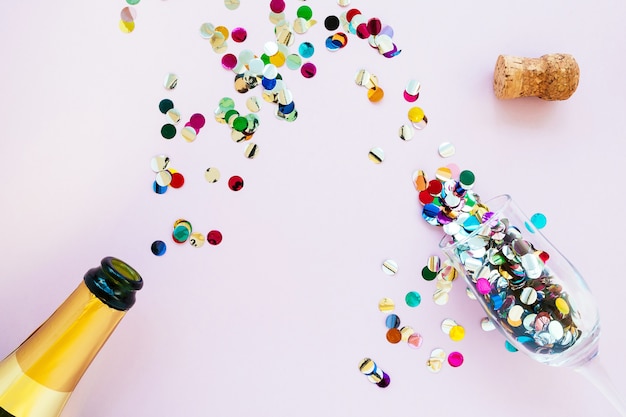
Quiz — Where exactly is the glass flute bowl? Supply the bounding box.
[438,194,625,415]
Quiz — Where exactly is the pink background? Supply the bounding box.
[1,1,625,416]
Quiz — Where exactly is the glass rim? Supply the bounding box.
[438,193,513,250]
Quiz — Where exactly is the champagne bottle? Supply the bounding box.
[0,256,143,417]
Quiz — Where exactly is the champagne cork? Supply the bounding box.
[493,53,580,100]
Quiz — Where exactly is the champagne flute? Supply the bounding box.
[418,171,625,415]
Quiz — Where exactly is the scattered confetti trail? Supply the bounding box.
[132,0,548,386]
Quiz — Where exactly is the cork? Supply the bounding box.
[493,53,580,100]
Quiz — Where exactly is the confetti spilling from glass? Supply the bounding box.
[417,167,580,355]
[358,358,390,388]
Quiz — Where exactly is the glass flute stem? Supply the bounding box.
[575,357,626,416]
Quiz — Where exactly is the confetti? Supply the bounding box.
[324,15,340,31]
[172,219,192,244]
[231,27,247,42]
[189,232,206,248]
[119,5,137,33]
[426,348,445,373]
[368,147,384,164]
[449,325,465,342]
[228,175,244,191]
[407,332,423,349]
[298,41,315,58]
[404,79,420,102]
[398,124,414,141]
[207,230,223,245]
[408,106,425,123]
[385,314,400,329]
[481,317,496,332]
[300,62,317,78]
[405,291,421,307]
[381,260,398,275]
[418,168,584,357]
[531,212,547,229]
[386,328,402,344]
[441,318,457,335]
[447,352,464,367]
[358,358,390,388]
[204,167,221,183]
[378,297,395,313]
[163,73,178,90]
[151,240,166,256]
[438,142,456,158]
[224,0,240,10]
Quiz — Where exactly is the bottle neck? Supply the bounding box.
[0,257,143,416]
[84,256,143,311]
[14,281,126,393]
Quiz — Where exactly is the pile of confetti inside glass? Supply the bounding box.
[416,168,625,416]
